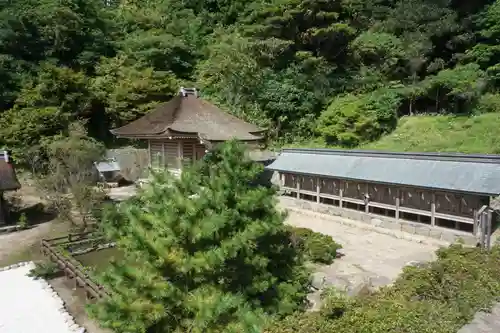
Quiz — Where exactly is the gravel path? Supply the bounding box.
[284,207,441,282]
[0,262,84,333]
[281,204,443,308]
[0,222,56,264]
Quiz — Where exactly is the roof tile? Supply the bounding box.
[111,93,264,141]
[266,148,500,195]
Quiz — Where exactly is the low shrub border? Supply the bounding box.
[265,244,500,333]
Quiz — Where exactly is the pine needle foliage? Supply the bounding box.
[89,141,310,333]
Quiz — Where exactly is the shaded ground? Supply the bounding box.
[50,277,112,333]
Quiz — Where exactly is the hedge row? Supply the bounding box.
[267,244,500,333]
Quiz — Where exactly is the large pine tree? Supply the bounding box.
[89,141,309,333]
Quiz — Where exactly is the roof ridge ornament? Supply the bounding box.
[179,87,198,97]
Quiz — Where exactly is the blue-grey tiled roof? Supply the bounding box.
[94,159,121,173]
[266,148,500,195]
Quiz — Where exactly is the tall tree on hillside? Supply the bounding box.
[89,141,310,333]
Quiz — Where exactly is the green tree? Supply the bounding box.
[317,88,401,147]
[0,63,92,161]
[465,0,500,87]
[90,54,178,137]
[90,141,309,333]
[29,121,106,229]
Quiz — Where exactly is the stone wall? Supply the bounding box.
[280,196,477,246]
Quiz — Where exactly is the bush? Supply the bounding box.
[28,260,60,280]
[291,227,342,264]
[266,244,500,333]
[474,93,500,114]
[316,89,400,147]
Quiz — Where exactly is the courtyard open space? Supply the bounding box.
[282,205,442,295]
[0,200,446,332]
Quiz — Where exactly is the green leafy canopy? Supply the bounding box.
[90,141,310,333]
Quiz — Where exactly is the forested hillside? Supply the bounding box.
[0,0,500,160]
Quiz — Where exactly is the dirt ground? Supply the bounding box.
[0,221,60,265]
[50,277,112,333]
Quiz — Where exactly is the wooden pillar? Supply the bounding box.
[486,209,492,250]
[192,142,196,163]
[431,192,436,226]
[316,177,320,203]
[280,173,285,187]
[339,188,343,208]
[296,176,300,199]
[395,188,400,221]
[162,141,166,168]
[147,140,152,167]
[177,141,182,170]
[364,183,369,213]
[473,209,478,235]
[0,192,6,225]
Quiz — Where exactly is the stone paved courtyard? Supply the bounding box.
[281,204,444,308]
[284,206,442,281]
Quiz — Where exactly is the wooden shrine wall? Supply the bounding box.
[280,172,486,221]
[148,139,206,169]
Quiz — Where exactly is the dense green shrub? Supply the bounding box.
[316,89,401,147]
[475,93,500,114]
[266,244,500,333]
[291,227,342,264]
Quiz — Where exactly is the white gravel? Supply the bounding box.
[0,262,85,333]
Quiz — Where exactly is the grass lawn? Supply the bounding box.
[286,112,500,154]
[363,113,500,154]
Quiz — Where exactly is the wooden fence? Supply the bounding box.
[41,232,109,301]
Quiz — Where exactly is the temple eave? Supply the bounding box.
[112,131,264,142]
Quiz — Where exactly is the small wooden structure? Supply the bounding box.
[267,149,500,236]
[41,232,109,301]
[110,87,265,175]
[0,150,20,225]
